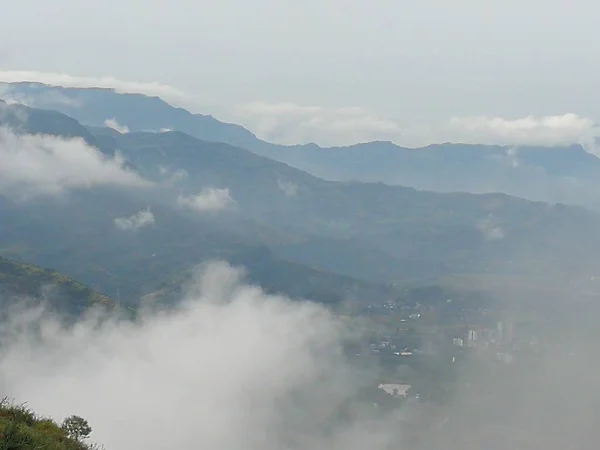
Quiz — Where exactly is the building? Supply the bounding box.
[453,337,464,347]
[378,383,412,398]
[467,329,478,341]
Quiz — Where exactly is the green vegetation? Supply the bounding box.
[0,257,114,316]
[0,399,100,450]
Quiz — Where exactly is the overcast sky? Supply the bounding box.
[1,0,599,146]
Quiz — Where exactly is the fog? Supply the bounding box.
[0,127,150,199]
[2,261,600,450]
[177,188,236,213]
[0,262,401,450]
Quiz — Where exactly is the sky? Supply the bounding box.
[1,0,599,146]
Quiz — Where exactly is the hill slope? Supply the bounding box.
[0,256,114,316]
[104,129,600,282]
[0,400,97,450]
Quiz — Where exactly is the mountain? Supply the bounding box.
[0,99,105,148]
[0,101,400,305]
[0,256,114,316]
[4,82,600,209]
[95,127,600,282]
[0,187,396,307]
[3,99,600,307]
[0,82,257,148]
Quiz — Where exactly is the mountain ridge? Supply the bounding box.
[3,97,600,309]
[3,81,600,209]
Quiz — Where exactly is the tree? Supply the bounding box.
[61,415,92,442]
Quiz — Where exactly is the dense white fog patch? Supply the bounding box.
[114,209,155,231]
[0,262,402,450]
[104,118,129,134]
[0,128,150,198]
[177,187,236,213]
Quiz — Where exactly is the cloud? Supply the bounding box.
[0,128,151,198]
[229,101,599,149]
[177,188,236,213]
[114,209,155,231]
[231,102,403,147]
[446,113,597,148]
[0,261,401,450]
[104,118,129,134]
[3,266,600,450]
[0,70,190,108]
[277,179,299,197]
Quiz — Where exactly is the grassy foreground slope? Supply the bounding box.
[0,399,98,450]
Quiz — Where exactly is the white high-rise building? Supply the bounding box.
[497,321,504,341]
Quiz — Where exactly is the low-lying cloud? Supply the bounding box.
[446,113,597,148]
[231,102,403,147]
[177,188,236,213]
[229,101,599,149]
[0,128,150,198]
[104,118,129,134]
[3,263,600,450]
[114,209,155,231]
[0,261,399,450]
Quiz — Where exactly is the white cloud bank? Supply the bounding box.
[177,188,236,213]
[231,102,599,149]
[0,261,401,450]
[446,113,597,148]
[0,128,150,198]
[231,102,402,147]
[114,209,155,231]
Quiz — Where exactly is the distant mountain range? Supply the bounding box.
[3,81,600,209]
[2,83,600,309]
